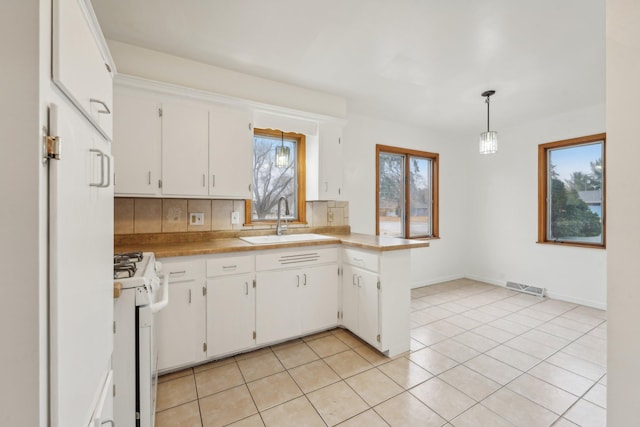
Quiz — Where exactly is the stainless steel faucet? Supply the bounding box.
[276,196,290,236]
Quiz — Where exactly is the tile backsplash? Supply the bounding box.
[114,198,349,235]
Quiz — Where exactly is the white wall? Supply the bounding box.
[465,104,606,308]
[606,0,640,423]
[342,113,470,288]
[0,1,47,425]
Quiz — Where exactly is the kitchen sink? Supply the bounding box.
[239,233,337,245]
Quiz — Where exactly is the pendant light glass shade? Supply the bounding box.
[479,90,498,155]
[479,130,498,154]
[275,132,290,168]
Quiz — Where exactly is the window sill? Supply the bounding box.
[536,240,606,250]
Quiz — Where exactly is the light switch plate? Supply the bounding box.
[189,212,204,225]
[231,211,240,225]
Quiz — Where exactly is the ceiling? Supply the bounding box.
[92,0,605,135]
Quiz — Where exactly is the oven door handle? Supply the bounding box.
[150,272,170,313]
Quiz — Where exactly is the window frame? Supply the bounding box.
[375,144,439,239]
[245,128,306,225]
[537,133,606,249]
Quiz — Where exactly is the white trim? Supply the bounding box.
[78,0,117,76]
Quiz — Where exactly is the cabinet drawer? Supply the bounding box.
[256,247,338,271]
[160,258,205,283]
[342,248,379,272]
[207,254,254,277]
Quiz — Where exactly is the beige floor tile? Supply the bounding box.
[519,307,558,322]
[237,352,285,382]
[156,375,198,412]
[452,331,499,353]
[195,362,244,398]
[552,418,580,426]
[193,356,236,373]
[408,347,458,375]
[411,308,440,325]
[438,365,501,401]
[411,377,475,420]
[472,325,516,343]
[482,388,558,427]
[528,299,577,316]
[199,385,258,427]
[461,309,500,324]
[527,362,595,396]
[155,400,202,427]
[261,396,325,427]
[430,339,479,363]
[503,313,545,328]
[420,306,455,321]
[336,409,388,427]
[324,349,373,378]
[272,342,319,369]
[446,314,483,330]
[464,354,522,385]
[307,381,368,426]
[226,414,265,427]
[374,392,446,427]
[521,329,570,351]
[488,318,531,335]
[506,293,543,307]
[451,404,515,427]
[247,371,303,411]
[270,338,303,351]
[546,351,606,381]
[289,359,341,393]
[306,335,350,358]
[425,320,466,337]
[345,368,403,406]
[378,357,433,389]
[353,343,391,365]
[234,347,274,361]
[485,345,541,371]
[583,383,607,408]
[411,324,449,346]
[536,322,584,341]
[410,298,431,311]
[506,374,578,415]
[547,316,594,333]
[333,329,366,348]
[302,330,335,342]
[562,341,607,367]
[504,336,557,360]
[562,310,606,327]
[564,399,607,427]
[571,305,607,320]
[159,368,194,383]
[409,338,426,352]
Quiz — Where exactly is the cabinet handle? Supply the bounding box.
[303,273,307,286]
[89,149,110,188]
[169,270,186,276]
[222,265,237,270]
[148,171,151,185]
[89,98,111,115]
[211,174,216,187]
[296,275,300,287]
[353,257,364,262]
[248,183,252,192]
[357,276,362,288]
[188,289,192,304]
[245,282,248,295]
[352,274,357,286]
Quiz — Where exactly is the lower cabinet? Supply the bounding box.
[342,264,380,348]
[156,257,206,372]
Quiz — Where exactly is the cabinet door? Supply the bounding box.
[341,264,359,333]
[207,273,255,357]
[162,102,209,196]
[156,281,205,371]
[318,123,343,200]
[209,107,253,198]
[255,270,300,344]
[112,87,161,195]
[300,265,338,334]
[356,268,380,348]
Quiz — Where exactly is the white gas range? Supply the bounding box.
[112,252,169,427]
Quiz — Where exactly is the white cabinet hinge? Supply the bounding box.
[337,310,340,319]
[203,342,207,352]
[253,279,256,288]
[252,331,256,339]
[377,280,381,290]
[338,137,341,144]
[158,107,163,117]
[202,286,207,296]
[158,179,162,189]
[113,384,116,397]
[248,122,252,131]
[376,334,381,342]
[338,187,341,195]
[113,321,116,334]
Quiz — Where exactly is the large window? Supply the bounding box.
[538,133,606,248]
[376,145,439,239]
[248,128,306,223]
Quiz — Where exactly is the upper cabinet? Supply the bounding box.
[52,0,114,140]
[112,83,253,199]
[318,122,344,200]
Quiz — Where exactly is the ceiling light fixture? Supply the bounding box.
[275,131,290,168]
[479,90,498,155]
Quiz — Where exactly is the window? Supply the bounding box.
[376,145,439,239]
[538,133,606,248]
[248,128,306,223]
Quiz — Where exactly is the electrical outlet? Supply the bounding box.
[189,212,204,225]
[231,211,240,225]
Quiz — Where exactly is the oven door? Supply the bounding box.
[138,272,169,427]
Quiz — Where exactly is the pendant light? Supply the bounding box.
[275,131,290,168]
[479,90,498,155]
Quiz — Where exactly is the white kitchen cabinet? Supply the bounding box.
[209,106,253,198]
[156,258,206,372]
[112,86,162,195]
[52,0,114,140]
[162,101,210,196]
[317,123,344,200]
[206,254,256,357]
[341,247,410,356]
[255,247,339,345]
